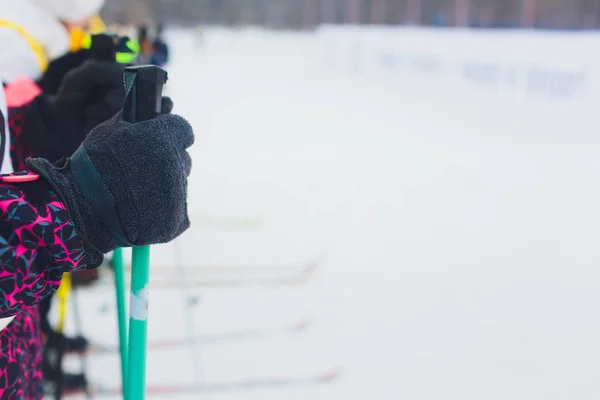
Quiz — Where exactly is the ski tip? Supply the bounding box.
[187,295,201,306]
[293,317,312,331]
[321,367,343,382]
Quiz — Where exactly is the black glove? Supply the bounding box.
[26,97,193,268]
[37,50,90,95]
[37,34,123,95]
[22,59,125,162]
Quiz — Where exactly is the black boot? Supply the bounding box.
[43,333,89,397]
[71,269,101,287]
[61,372,88,394]
[63,334,89,354]
[43,370,88,397]
[46,330,89,354]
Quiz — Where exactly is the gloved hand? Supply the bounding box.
[26,97,192,268]
[22,59,125,162]
[37,34,132,95]
[37,49,91,95]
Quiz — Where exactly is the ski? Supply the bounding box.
[63,367,342,397]
[192,215,261,229]
[67,317,312,355]
[147,259,320,287]
[96,259,321,288]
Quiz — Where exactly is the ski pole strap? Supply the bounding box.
[69,145,132,248]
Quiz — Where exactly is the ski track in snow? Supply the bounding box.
[54,28,600,399]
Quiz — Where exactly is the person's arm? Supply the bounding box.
[0,171,88,317]
[7,60,125,167]
[0,81,194,320]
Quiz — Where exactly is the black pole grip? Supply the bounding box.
[123,65,168,123]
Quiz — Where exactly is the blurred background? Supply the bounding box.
[46,0,600,399]
[101,0,600,29]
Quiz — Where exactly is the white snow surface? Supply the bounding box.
[55,28,600,399]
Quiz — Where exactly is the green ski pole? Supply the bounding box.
[122,65,168,400]
[112,247,129,393]
[127,246,150,400]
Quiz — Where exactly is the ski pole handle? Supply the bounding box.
[122,65,167,400]
[123,65,167,123]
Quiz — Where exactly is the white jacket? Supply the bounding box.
[0,86,14,331]
[0,88,11,174]
[0,0,71,83]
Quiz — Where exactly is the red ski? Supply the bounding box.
[66,317,313,355]
[62,367,342,398]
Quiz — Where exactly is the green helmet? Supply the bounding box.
[81,34,140,64]
[116,37,140,64]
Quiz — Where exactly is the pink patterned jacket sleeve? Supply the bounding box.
[0,171,87,317]
[0,171,88,398]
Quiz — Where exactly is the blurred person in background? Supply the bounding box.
[6,60,126,396]
[0,0,104,84]
[150,23,170,67]
[0,0,139,97]
[137,24,154,65]
[194,24,204,48]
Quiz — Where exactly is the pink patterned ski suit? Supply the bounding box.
[0,101,89,399]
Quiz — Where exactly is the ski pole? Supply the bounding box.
[54,272,71,399]
[70,283,92,399]
[112,247,129,393]
[63,32,135,399]
[122,65,168,400]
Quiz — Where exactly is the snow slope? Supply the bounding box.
[57,28,600,400]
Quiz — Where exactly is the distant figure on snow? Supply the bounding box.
[151,23,169,67]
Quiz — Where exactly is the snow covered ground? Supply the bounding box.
[57,28,600,399]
